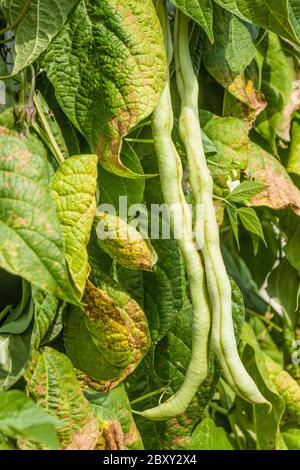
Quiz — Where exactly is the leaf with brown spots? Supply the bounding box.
[244,144,300,215]
[51,154,98,296]
[94,212,157,272]
[23,348,100,450]
[64,273,150,388]
[202,113,300,215]
[0,135,79,304]
[264,354,300,425]
[87,385,144,450]
[41,0,167,177]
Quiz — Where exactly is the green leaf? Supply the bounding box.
[225,15,257,74]
[227,181,268,203]
[35,92,70,160]
[37,77,81,157]
[203,6,263,110]
[288,0,300,46]
[0,282,34,391]
[86,385,144,450]
[32,286,65,349]
[226,205,240,247]
[64,275,150,388]
[51,154,98,296]
[169,0,214,42]
[264,355,300,425]
[0,0,80,75]
[287,116,300,175]
[0,390,60,449]
[280,212,300,271]
[188,418,234,450]
[255,33,294,153]
[0,135,79,304]
[213,0,300,45]
[0,282,33,335]
[99,147,145,209]
[237,207,266,243]
[267,259,299,328]
[115,266,144,307]
[0,327,33,391]
[240,323,285,450]
[280,423,300,450]
[42,0,167,177]
[24,348,100,450]
[222,244,267,315]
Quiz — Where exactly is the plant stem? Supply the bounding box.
[33,93,64,166]
[246,309,283,333]
[130,387,168,406]
[125,138,154,144]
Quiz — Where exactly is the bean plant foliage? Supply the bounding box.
[0,0,299,452]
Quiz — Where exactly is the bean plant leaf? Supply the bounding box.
[279,211,300,271]
[240,323,285,450]
[99,147,145,209]
[64,275,150,390]
[287,116,300,175]
[86,385,144,450]
[255,33,294,153]
[23,348,100,450]
[0,390,61,449]
[203,6,264,111]
[31,286,65,349]
[0,135,79,304]
[42,0,167,177]
[227,181,268,203]
[280,423,300,450]
[267,259,299,328]
[1,0,81,75]
[202,113,300,215]
[51,154,98,296]
[188,418,234,450]
[0,327,33,391]
[95,212,157,272]
[264,355,300,425]
[213,0,300,45]
[244,146,300,215]
[169,0,214,42]
[237,207,266,243]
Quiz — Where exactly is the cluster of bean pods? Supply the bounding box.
[137,1,267,421]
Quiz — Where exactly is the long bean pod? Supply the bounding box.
[136,1,211,421]
[174,12,267,405]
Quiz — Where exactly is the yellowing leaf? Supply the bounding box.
[264,355,300,425]
[51,154,98,296]
[42,0,167,177]
[95,212,157,271]
[24,348,100,450]
[64,275,150,391]
[244,145,300,215]
[0,135,78,304]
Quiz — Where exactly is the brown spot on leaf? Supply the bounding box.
[245,145,300,215]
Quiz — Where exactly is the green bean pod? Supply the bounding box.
[174,11,268,405]
[136,0,211,421]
